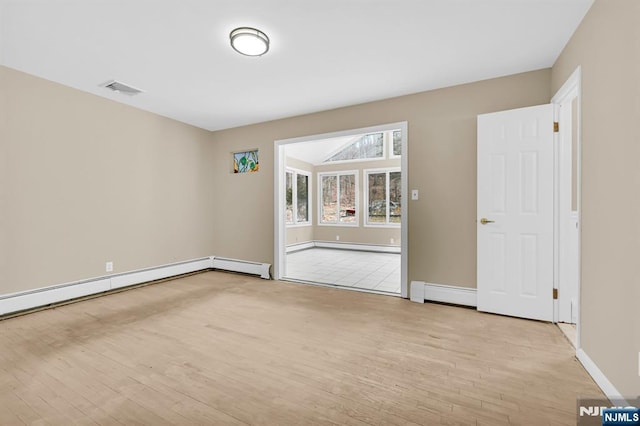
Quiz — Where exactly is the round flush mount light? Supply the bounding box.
[229,27,270,56]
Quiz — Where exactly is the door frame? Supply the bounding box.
[274,122,409,298]
[551,66,582,347]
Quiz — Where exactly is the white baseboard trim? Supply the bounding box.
[0,255,273,317]
[410,281,477,307]
[286,240,401,254]
[576,348,628,404]
[286,241,316,253]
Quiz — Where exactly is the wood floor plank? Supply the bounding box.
[0,271,605,425]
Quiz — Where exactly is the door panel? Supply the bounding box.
[477,104,554,321]
[491,154,506,213]
[488,233,506,294]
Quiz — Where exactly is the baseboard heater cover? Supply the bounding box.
[0,257,213,317]
[0,256,272,317]
[212,257,271,279]
[111,258,213,289]
[410,281,477,307]
[0,278,112,316]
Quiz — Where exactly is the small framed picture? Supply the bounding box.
[233,149,259,173]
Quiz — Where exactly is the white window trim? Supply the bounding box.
[285,167,312,227]
[363,167,401,228]
[317,170,359,227]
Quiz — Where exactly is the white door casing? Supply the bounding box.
[274,122,409,298]
[552,66,582,327]
[477,104,554,321]
[557,101,579,324]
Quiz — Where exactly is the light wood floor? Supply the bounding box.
[0,271,603,425]
[557,323,577,349]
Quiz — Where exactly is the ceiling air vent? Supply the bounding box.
[101,80,143,96]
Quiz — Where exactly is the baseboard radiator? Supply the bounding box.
[0,256,271,317]
[409,281,477,307]
[211,257,271,279]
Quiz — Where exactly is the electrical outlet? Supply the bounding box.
[336,235,340,241]
[390,238,395,244]
[106,261,113,272]
[411,189,419,200]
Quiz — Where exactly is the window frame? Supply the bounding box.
[363,167,402,228]
[285,167,312,227]
[317,170,359,227]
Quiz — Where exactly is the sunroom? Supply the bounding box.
[283,128,403,295]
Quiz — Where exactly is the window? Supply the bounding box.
[323,130,402,164]
[365,168,401,226]
[391,130,402,157]
[319,172,358,225]
[325,132,384,162]
[285,169,311,225]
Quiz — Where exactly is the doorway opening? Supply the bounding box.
[274,122,408,297]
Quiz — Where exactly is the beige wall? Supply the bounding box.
[0,66,216,294]
[1,66,549,294]
[552,0,640,396]
[210,69,551,288]
[1,66,551,294]
[286,226,314,246]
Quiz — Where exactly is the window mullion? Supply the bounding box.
[292,172,298,224]
[335,174,340,224]
[386,172,390,225]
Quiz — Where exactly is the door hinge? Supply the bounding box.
[553,122,559,133]
[553,288,558,300]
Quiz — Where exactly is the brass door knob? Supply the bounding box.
[480,218,495,225]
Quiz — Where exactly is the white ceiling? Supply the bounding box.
[0,0,593,131]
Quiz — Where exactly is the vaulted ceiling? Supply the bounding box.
[0,0,593,131]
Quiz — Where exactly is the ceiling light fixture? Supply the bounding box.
[229,27,269,56]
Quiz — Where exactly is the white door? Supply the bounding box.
[477,104,554,321]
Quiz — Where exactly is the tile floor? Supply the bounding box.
[285,247,401,294]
